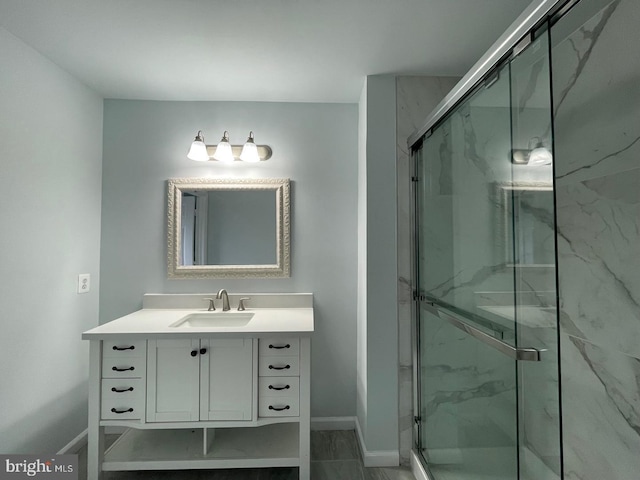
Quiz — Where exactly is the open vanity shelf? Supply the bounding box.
[103,424,300,471]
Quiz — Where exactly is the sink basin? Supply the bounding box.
[170,312,255,328]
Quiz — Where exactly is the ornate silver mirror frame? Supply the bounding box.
[167,177,291,278]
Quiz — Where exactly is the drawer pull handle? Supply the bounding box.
[112,366,135,372]
[269,385,290,391]
[112,345,135,351]
[111,407,134,414]
[269,344,291,350]
[269,405,290,412]
[111,387,134,393]
[269,365,290,370]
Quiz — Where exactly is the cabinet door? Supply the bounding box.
[146,338,200,422]
[200,338,254,421]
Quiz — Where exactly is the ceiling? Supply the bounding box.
[0,0,533,103]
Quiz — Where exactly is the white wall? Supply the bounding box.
[0,28,103,453]
[100,100,358,417]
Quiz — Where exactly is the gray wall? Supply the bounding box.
[0,28,103,453]
[356,80,369,442]
[100,100,358,418]
[357,75,399,454]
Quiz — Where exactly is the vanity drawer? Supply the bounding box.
[259,355,299,376]
[259,396,299,417]
[102,356,146,379]
[103,340,146,358]
[101,379,143,420]
[259,338,300,357]
[259,377,300,399]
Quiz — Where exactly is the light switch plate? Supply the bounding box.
[78,273,90,294]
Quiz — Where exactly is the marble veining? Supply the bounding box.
[561,334,640,480]
[396,75,460,465]
[556,168,640,358]
[552,0,621,121]
[552,1,640,478]
[425,380,513,417]
[553,0,639,185]
[556,134,640,182]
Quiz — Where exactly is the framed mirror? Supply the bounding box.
[167,178,290,278]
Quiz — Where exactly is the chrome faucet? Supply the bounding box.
[216,289,230,311]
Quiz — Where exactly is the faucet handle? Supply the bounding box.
[203,298,216,311]
[237,297,251,311]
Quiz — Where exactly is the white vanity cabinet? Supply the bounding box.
[86,335,310,480]
[100,340,146,421]
[146,338,255,422]
[83,295,313,480]
[258,338,301,417]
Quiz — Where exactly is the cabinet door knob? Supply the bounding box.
[191,350,198,357]
[200,348,207,355]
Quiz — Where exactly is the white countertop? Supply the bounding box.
[82,307,314,340]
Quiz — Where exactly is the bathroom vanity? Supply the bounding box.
[83,293,313,480]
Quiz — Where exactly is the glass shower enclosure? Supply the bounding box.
[412,20,561,480]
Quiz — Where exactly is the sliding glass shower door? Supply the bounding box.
[414,27,560,480]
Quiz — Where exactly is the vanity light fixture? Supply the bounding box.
[511,136,553,166]
[187,131,209,162]
[240,131,260,163]
[187,130,273,163]
[212,131,234,163]
[528,142,553,166]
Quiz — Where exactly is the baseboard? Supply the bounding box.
[310,416,356,431]
[411,449,432,480]
[354,416,400,467]
[57,429,88,454]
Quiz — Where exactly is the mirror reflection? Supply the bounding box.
[181,190,277,266]
[496,182,554,267]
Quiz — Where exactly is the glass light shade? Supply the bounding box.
[187,131,209,162]
[528,146,553,166]
[213,131,234,163]
[240,133,260,162]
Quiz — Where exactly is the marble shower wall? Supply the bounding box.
[551,0,640,478]
[396,76,460,465]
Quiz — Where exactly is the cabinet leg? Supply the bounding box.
[299,462,311,480]
[87,425,104,480]
[88,340,103,480]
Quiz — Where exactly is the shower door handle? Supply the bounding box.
[422,302,541,362]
